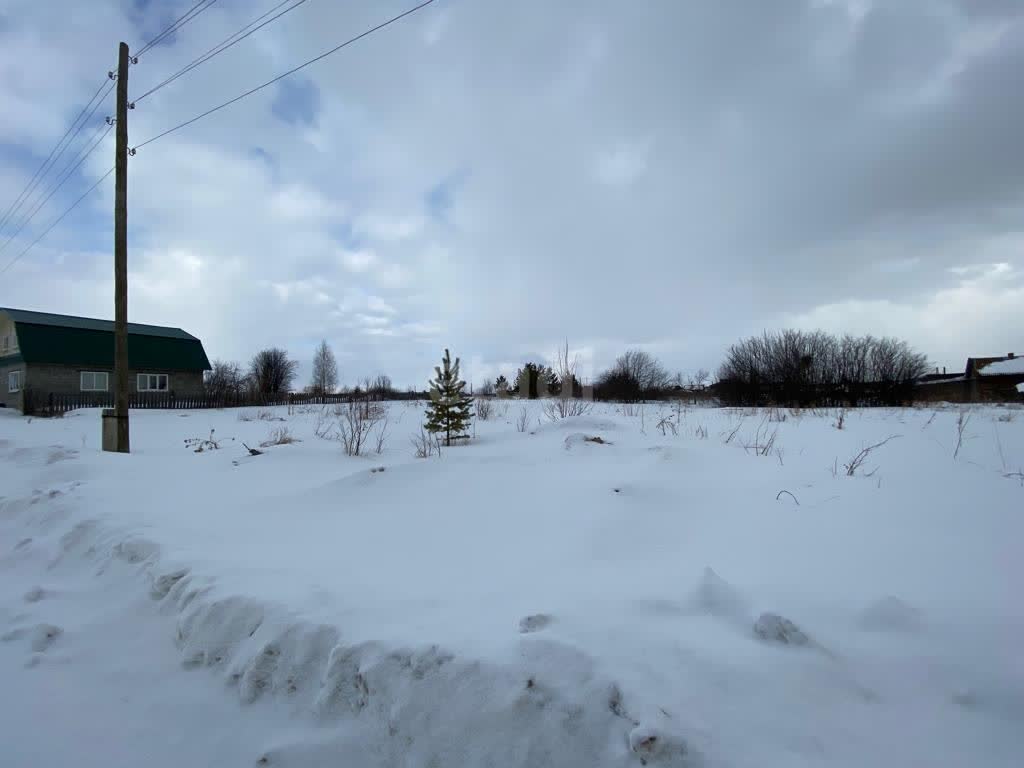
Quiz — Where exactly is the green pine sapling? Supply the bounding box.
[424,348,474,446]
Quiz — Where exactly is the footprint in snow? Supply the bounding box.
[23,586,48,603]
[30,624,63,652]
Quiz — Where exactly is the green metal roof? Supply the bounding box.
[1,307,198,340]
[1,308,211,371]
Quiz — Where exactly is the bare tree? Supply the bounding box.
[717,330,928,406]
[595,348,669,401]
[204,360,244,398]
[249,348,298,395]
[546,340,593,419]
[310,340,339,394]
[370,374,394,399]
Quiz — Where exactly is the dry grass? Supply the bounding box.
[844,435,900,476]
[260,426,298,448]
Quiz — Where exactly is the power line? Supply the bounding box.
[136,0,220,59]
[135,0,312,105]
[0,77,112,235]
[0,167,114,277]
[134,0,435,152]
[0,83,115,243]
[0,123,113,256]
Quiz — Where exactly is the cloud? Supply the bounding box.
[1,0,1022,387]
[786,260,1024,368]
[592,140,651,186]
[339,249,377,272]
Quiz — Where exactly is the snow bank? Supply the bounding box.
[7,502,694,766]
[3,403,1024,766]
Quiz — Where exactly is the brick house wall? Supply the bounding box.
[974,375,1024,402]
[24,364,204,398]
[0,361,25,411]
[916,374,1024,403]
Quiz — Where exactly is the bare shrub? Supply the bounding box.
[337,400,384,456]
[516,406,530,433]
[545,340,594,420]
[476,398,493,421]
[260,426,297,448]
[544,397,593,421]
[622,402,641,417]
[996,411,1015,423]
[744,419,778,456]
[656,416,678,436]
[313,407,336,439]
[694,424,708,439]
[374,415,389,455]
[833,409,847,430]
[844,435,900,476]
[411,427,441,458]
[184,429,233,453]
[257,408,284,422]
[767,407,787,423]
[717,330,929,406]
[954,410,971,459]
[723,421,743,444]
[237,410,255,422]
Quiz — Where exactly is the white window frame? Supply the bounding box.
[2,334,10,354]
[8,370,22,393]
[80,371,109,392]
[137,373,169,392]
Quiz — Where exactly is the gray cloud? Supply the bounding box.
[1,0,1022,386]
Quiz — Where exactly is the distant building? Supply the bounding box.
[0,308,211,412]
[916,353,1024,403]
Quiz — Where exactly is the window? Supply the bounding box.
[2,334,9,353]
[8,370,21,393]
[80,371,109,392]
[1,333,12,354]
[137,373,168,392]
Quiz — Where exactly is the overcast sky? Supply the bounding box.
[1,0,1022,387]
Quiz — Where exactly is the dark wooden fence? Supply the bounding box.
[22,389,425,417]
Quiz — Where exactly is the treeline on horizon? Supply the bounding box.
[202,329,931,408]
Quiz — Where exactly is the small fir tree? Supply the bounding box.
[425,348,474,446]
[495,374,509,397]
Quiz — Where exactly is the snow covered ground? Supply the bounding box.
[2,401,1023,767]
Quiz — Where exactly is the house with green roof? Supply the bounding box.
[0,308,211,412]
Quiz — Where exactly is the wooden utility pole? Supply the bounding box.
[113,41,130,452]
